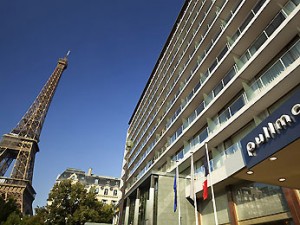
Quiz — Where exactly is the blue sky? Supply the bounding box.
[0,0,184,208]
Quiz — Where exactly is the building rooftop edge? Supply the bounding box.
[60,168,121,180]
[128,0,190,125]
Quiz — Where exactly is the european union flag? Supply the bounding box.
[173,173,177,212]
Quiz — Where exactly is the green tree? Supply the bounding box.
[2,212,22,225]
[35,179,114,225]
[0,195,21,224]
[1,211,45,225]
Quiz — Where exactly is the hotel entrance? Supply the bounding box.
[234,87,300,225]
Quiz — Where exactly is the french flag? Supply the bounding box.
[202,156,209,200]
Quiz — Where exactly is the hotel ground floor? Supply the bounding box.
[120,174,300,225]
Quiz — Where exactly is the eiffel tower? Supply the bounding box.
[0,52,69,214]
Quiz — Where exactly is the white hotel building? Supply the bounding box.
[119,0,300,224]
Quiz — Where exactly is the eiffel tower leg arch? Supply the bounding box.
[0,135,38,214]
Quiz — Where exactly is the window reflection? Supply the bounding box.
[233,183,289,221]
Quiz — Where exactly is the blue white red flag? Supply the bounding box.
[203,156,209,200]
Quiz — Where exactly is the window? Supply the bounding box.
[233,183,288,220]
[265,12,285,36]
[104,189,108,195]
[240,12,254,32]
[254,0,266,13]
[223,67,236,85]
[249,33,267,56]
[113,190,118,196]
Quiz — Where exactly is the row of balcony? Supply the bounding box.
[127,32,300,191]
[127,0,269,175]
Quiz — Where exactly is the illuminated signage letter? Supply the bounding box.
[291,104,300,115]
[246,142,256,156]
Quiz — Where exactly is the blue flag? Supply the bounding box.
[173,173,177,212]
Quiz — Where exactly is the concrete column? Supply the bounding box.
[124,198,130,225]
[226,186,239,225]
[146,175,155,225]
[282,188,300,225]
[133,189,140,225]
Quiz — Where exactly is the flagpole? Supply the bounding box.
[205,142,218,225]
[190,152,199,225]
[176,160,182,225]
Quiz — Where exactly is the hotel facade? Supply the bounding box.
[119,0,300,224]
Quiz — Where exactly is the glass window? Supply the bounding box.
[249,33,267,55]
[265,12,285,37]
[213,81,224,97]
[176,126,183,137]
[253,0,266,14]
[188,111,196,124]
[177,150,184,160]
[196,102,205,116]
[240,12,254,32]
[104,189,108,195]
[261,60,284,86]
[282,41,300,67]
[230,29,241,45]
[170,134,176,144]
[230,95,246,115]
[173,148,184,161]
[194,81,201,93]
[246,79,263,100]
[200,71,209,84]
[238,50,251,69]
[233,183,289,221]
[205,91,214,106]
[113,190,118,196]
[217,45,228,62]
[223,67,236,85]
[199,128,208,143]
[219,108,231,124]
[187,90,194,101]
[209,60,218,73]
[282,0,299,16]
[293,0,300,5]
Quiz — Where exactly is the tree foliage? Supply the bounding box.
[0,180,114,225]
[0,196,20,224]
[37,179,114,225]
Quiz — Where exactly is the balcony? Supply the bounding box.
[185,142,244,198]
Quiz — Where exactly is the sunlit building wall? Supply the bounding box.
[119,0,300,224]
[55,168,121,205]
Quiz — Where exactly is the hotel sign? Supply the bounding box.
[241,88,300,168]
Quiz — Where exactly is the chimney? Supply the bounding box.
[87,168,92,176]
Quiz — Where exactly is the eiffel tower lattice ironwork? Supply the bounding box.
[0,53,69,214]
